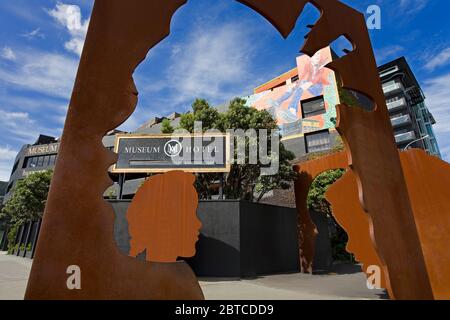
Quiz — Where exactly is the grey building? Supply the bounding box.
[3,132,121,203]
[4,135,60,202]
[379,57,441,157]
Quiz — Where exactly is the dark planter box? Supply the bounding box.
[109,200,300,277]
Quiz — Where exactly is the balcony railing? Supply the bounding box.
[390,114,411,127]
[387,97,407,111]
[383,82,403,94]
[395,131,416,144]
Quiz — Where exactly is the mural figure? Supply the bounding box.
[245,47,338,137]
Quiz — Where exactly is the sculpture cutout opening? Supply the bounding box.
[127,171,202,263]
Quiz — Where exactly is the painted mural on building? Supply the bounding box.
[244,47,340,138]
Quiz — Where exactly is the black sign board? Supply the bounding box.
[112,134,231,173]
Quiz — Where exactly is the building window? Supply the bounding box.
[49,154,57,166]
[37,156,44,167]
[29,157,38,168]
[22,154,58,169]
[305,130,331,153]
[301,96,326,118]
[43,155,50,167]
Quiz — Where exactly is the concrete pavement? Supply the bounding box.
[0,252,386,300]
[0,252,32,300]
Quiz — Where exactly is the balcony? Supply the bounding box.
[387,97,407,111]
[383,82,403,95]
[390,114,411,128]
[395,131,416,144]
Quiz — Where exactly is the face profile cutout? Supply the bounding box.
[127,170,202,263]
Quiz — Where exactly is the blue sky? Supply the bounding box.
[0,0,449,180]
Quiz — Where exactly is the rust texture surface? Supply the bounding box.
[293,152,347,274]
[400,150,450,300]
[326,150,450,299]
[25,0,204,300]
[127,171,202,263]
[241,0,434,299]
[325,170,389,291]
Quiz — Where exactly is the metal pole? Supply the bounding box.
[31,220,42,259]
[403,134,430,151]
[118,173,126,200]
[219,174,224,200]
[0,226,8,251]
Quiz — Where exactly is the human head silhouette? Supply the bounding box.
[127,171,202,263]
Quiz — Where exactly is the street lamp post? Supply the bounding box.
[403,134,429,151]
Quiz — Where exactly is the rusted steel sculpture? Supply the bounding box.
[396,150,450,299]
[25,0,204,300]
[325,169,389,291]
[326,150,450,299]
[25,0,436,300]
[293,152,347,274]
[241,0,432,299]
[127,171,202,263]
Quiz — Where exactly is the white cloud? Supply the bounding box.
[0,146,17,162]
[167,23,255,104]
[423,72,450,161]
[0,48,78,99]
[0,110,38,142]
[120,22,259,130]
[0,162,13,181]
[1,47,16,61]
[375,45,404,64]
[21,28,45,40]
[0,145,18,181]
[424,47,450,71]
[48,2,89,56]
[399,0,429,14]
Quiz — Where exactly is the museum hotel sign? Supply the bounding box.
[112,134,231,173]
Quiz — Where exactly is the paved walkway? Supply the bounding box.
[0,252,32,300]
[0,252,386,300]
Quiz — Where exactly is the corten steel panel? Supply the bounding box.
[400,150,450,300]
[293,152,347,274]
[326,150,450,299]
[240,0,433,299]
[127,171,202,263]
[25,0,204,300]
[325,170,389,291]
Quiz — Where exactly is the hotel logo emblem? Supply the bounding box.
[164,140,182,157]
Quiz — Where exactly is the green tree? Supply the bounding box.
[179,99,222,132]
[177,97,296,201]
[161,118,174,134]
[307,169,345,216]
[0,170,53,253]
[306,168,354,262]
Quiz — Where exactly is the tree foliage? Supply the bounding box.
[0,170,53,252]
[307,169,345,216]
[306,168,354,261]
[168,98,297,201]
[161,118,174,134]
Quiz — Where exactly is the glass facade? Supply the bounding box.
[379,57,442,158]
[23,154,57,169]
[305,130,331,153]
